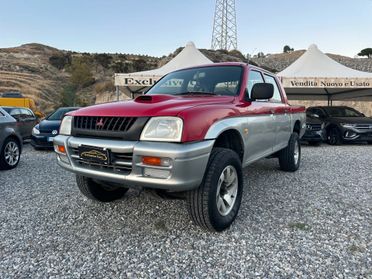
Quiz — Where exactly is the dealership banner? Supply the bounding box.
[280,77,372,88]
[115,74,161,87]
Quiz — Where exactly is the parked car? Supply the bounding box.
[31,107,80,149]
[307,106,372,145]
[0,107,23,170]
[1,106,38,140]
[301,111,326,146]
[53,63,306,231]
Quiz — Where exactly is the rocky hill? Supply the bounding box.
[1,43,372,115]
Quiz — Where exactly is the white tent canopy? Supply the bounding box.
[277,44,372,102]
[114,42,213,87]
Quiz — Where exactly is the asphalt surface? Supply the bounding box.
[0,144,371,278]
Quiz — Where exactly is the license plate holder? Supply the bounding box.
[78,145,110,164]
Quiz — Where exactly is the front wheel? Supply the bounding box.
[327,127,342,145]
[76,175,128,202]
[0,137,21,170]
[278,133,301,172]
[187,148,243,232]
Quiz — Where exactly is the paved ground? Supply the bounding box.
[0,144,371,278]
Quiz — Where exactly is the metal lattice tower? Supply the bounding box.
[211,0,238,50]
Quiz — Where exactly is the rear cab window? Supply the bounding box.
[264,74,283,103]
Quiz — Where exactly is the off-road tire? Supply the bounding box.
[76,175,128,202]
[187,148,243,232]
[0,137,21,170]
[327,127,342,145]
[278,133,301,172]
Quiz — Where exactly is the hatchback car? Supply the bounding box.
[1,106,38,140]
[31,107,79,149]
[0,107,23,170]
[307,106,372,145]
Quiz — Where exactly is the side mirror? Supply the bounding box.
[251,83,274,100]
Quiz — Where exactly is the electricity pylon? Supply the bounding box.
[211,0,238,50]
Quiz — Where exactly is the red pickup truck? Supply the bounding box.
[54,63,305,231]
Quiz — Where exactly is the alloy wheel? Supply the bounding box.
[4,141,20,166]
[216,165,238,216]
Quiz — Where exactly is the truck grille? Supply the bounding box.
[71,116,149,140]
[74,116,136,132]
[69,147,133,175]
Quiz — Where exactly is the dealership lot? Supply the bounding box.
[1,144,371,278]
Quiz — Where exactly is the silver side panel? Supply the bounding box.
[205,112,306,168]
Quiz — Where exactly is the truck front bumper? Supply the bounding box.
[53,135,214,191]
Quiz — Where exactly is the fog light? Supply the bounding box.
[144,168,170,179]
[142,156,172,167]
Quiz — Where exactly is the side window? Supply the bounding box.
[247,70,264,97]
[264,74,282,102]
[10,109,21,118]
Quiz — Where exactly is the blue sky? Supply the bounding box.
[0,0,371,57]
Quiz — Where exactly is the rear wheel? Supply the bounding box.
[76,175,128,202]
[0,138,21,170]
[327,127,342,145]
[278,133,301,172]
[187,148,243,232]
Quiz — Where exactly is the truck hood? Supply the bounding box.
[70,94,235,117]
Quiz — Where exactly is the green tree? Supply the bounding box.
[283,45,294,53]
[94,53,113,68]
[64,58,95,106]
[49,53,71,69]
[358,48,372,58]
[60,85,76,107]
[69,59,95,90]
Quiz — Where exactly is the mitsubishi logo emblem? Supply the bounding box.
[96,118,104,127]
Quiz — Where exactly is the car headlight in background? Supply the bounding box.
[32,125,40,135]
[140,117,183,142]
[59,116,73,136]
[340,123,356,128]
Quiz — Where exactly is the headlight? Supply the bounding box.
[340,123,356,128]
[59,116,73,136]
[140,117,183,142]
[32,125,40,135]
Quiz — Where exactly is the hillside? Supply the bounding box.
[1,43,372,115]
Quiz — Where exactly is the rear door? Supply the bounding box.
[263,74,292,151]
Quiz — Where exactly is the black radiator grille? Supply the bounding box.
[71,116,149,140]
[74,116,136,132]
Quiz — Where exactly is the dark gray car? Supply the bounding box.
[0,107,23,170]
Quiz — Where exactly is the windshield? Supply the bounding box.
[324,107,363,117]
[146,66,243,96]
[47,108,78,120]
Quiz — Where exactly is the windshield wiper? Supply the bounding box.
[174,91,217,96]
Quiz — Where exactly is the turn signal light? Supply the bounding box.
[57,145,66,154]
[142,156,162,166]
